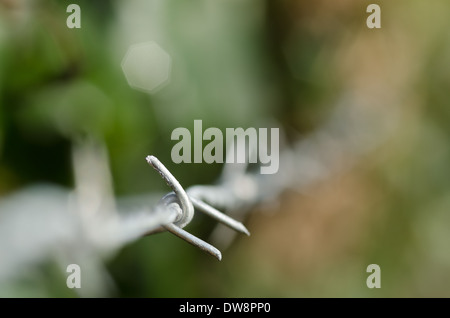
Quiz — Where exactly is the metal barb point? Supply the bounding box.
[164,223,222,261]
[145,155,250,260]
[146,156,194,228]
[146,155,223,259]
[190,197,250,236]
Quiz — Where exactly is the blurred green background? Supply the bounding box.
[1,0,450,297]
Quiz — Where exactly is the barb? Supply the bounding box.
[144,155,249,260]
[146,155,194,229]
[189,197,250,236]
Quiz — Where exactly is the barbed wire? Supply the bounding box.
[0,98,394,296]
[117,99,391,259]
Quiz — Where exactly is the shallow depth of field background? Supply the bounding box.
[1,0,450,297]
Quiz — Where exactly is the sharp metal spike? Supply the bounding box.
[190,196,250,236]
[164,223,222,261]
